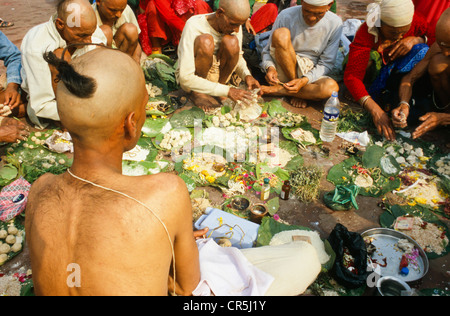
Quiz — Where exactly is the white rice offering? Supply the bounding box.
[269,230,330,264]
[290,128,316,144]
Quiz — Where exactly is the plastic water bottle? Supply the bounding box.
[320,91,340,142]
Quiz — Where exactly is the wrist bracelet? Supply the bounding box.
[398,101,410,108]
[359,95,371,108]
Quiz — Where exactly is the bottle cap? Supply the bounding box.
[332,91,338,97]
[264,178,269,184]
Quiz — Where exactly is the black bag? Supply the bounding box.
[327,224,369,289]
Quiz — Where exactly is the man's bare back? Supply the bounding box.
[25,47,201,296]
[25,171,197,295]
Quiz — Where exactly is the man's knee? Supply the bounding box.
[272,27,292,49]
[220,35,240,56]
[100,25,114,47]
[194,34,215,57]
[319,78,339,99]
[117,23,139,42]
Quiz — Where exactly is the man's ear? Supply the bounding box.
[55,18,65,32]
[124,111,138,140]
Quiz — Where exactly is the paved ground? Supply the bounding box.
[0,0,449,296]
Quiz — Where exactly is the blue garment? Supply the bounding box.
[368,43,429,100]
[0,31,22,86]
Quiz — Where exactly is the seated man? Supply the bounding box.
[25,47,201,296]
[21,0,107,129]
[0,31,26,117]
[176,0,261,111]
[392,8,450,140]
[93,0,142,63]
[260,0,342,108]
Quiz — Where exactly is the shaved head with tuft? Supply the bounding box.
[55,48,148,145]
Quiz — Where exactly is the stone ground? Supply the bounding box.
[0,0,449,296]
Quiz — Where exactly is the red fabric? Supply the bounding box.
[171,0,196,16]
[250,3,279,34]
[343,13,428,102]
[145,0,212,46]
[412,0,450,45]
[138,13,152,55]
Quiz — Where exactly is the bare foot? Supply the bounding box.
[11,102,27,118]
[189,91,220,111]
[290,97,308,108]
[217,96,228,104]
[260,85,284,96]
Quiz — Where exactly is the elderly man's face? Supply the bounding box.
[97,0,127,24]
[57,17,97,45]
[301,2,331,26]
[379,22,411,42]
[216,9,248,35]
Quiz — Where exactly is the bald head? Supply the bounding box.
[55,48,147,145]
[218,0,250,21]
[436,8,450,45]
[57,0,96,26]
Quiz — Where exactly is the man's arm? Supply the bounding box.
[0,31,22,107]
[21,47,60,128]
[398,42,441,104]
[167,176,200,296]
[0,31,22,87]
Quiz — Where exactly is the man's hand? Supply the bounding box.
[3,83,21,109]
[265,66,279,86]
[245,19,256,36]
[391,103,410,128]
[389,36,422,61]
[244,75,261,92]
[283,77,309,94]
[0,118,29,143]
[412,112,444,139]
[194,227,209,240]
[372,107,396,141]
[228,87,254,103]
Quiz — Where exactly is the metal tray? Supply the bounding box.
[361,228,429,282]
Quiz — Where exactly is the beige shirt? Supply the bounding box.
[176,14,252,97]
[20,16,106,129]
[92,3,140,45]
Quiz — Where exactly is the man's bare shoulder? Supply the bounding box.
[135,172,187,194]
[28,172,61,195]
[130,172,191,216]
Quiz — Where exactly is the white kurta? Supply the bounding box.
[176,14,252,97]
[92,3,141,46]
[20,15,106,128]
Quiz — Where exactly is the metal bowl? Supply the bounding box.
[230,197,250,211]
[377,276,412,296]
[362,228,429,282]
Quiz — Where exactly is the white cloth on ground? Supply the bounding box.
[193,238,274,296]
[240,241,322,296]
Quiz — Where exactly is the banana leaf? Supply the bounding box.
[380,204,450,259]
[169,107,205,129]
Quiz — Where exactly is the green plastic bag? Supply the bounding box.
[324,184,360,211]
